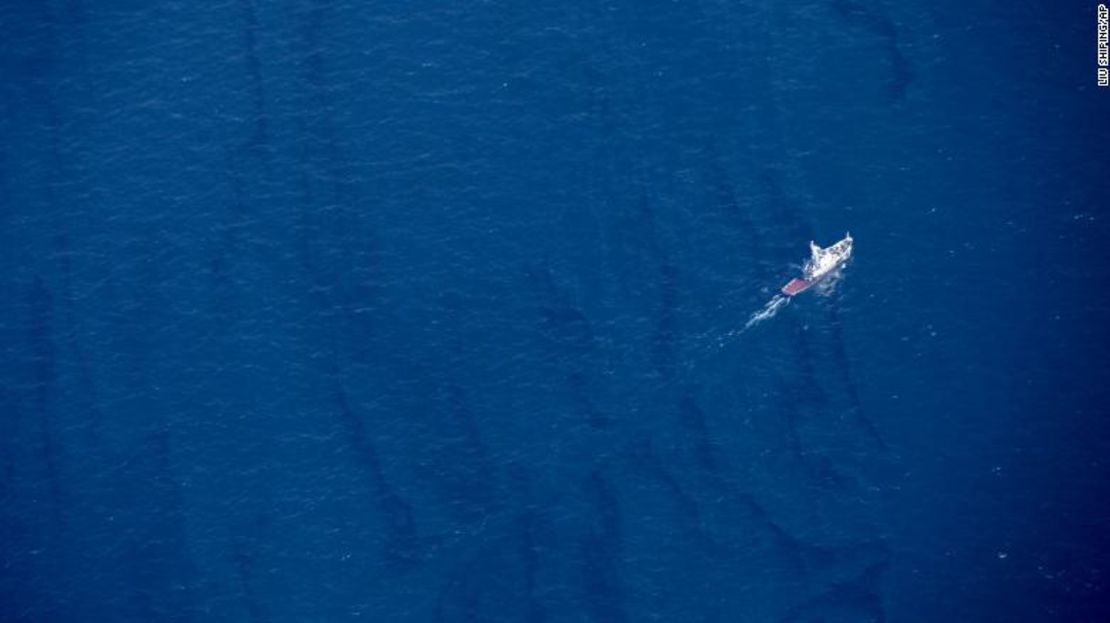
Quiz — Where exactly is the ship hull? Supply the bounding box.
[780,233,852,297]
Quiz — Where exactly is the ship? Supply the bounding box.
[781,233,853,296]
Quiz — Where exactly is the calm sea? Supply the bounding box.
[2,1,1108,621]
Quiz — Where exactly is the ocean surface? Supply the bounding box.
[2,1,1109,621]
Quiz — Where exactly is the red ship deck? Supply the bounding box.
[781,278,810,296]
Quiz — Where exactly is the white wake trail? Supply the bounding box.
[743,294,791,330]
[689,293,793,355]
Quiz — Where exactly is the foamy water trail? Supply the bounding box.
[689,293,792,355]
[744,294,790,330]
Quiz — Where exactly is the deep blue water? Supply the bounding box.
[3,1,1109,621]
